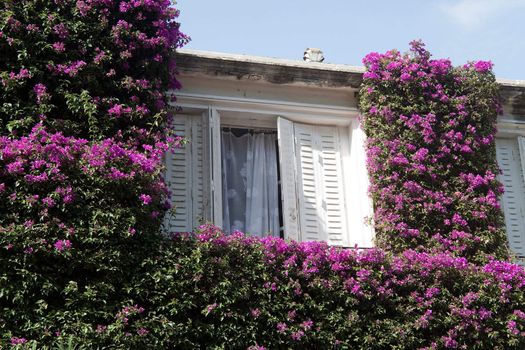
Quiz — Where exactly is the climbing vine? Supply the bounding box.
[360,41,508,263]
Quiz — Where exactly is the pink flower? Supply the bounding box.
[42,197,56,208]
[206,303,218,313]
[33,83,48,104]
[473,60,493,73]
[140,194,152,205]
[53,23,69,39]
[291,330,305,341]
[137,327,149,336]
[11,337,27,345]
[400,72,411,82]
[96,325,107,333]
[54,239,72,251]
[52,42,65,52]
[277,322,288,333]
[94,50,106,64]
[247,345,267,350]
[108,104,124,116]
[300,319,313,330]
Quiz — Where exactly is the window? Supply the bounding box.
[164,108,374,247]
[221,127,280,237]
[496,136,525,259]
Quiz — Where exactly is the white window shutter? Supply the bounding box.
[165,114,207,232]
[319,126,351,246]
[518,136,525,184]
[294,123,326,242]
[343,120,375,248]
[208,108,223,228]
[277,117,300,241]
[496,138,525,259]
[293,123,349,245]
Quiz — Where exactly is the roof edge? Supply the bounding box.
[177,49,525,89]
[176,48,366,74]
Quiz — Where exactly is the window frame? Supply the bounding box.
[168,95,374,246]
[496,118,525,260]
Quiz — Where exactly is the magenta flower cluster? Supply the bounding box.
[360,41,508,262]
[0,123,185,255]
[165,225,525,348]
[1,0,189,141]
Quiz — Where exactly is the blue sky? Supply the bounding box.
[177,0,525,80]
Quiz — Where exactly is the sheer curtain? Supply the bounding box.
[221,130,280,237]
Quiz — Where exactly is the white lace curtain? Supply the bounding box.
[221,130,280,237]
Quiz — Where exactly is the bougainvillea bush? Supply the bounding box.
[3,227,525,348]
[134,227,525,350]
[359,41,509,263]
[1,0,187,139]
[0,0,187,346]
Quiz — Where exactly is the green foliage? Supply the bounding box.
[5,229,525,349]
[359,41,508,262]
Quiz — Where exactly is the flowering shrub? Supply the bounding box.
[9,227,524,348]
[359,41,508,263]
[1,0,187,139]
[0,0,187,346]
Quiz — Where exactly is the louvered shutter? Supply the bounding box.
[294,123,324,242]
[496,138,525,259]
[209,108,223,227]
[294,123,349,245]
[277,117,300,241]
[277,119,344,244]
[165,114,208,232]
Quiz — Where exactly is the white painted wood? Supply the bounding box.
[316,126,348,245]
[518,137,525,184]
[293,122,349,245]
[191,115,206,225]
[339,125,354,246]
[200,112,212,221]
[277,117,300,241]
[496,138,525,258]
[209,108,223,228]
[350,120,375,247]
[294,123,325,242]
[171,95,358,126]
[165,115,206,232]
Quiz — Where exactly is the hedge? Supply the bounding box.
[6,227,525,348]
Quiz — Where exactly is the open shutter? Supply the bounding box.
[496,138,525,259]
[208,108,223,228]
[294,123,348,245]
[319,126,350,246]
[294,123,325,242]
[277,118,350,245]
[343,120,375,248]
[277,117,300,241]
[165,114,207,232]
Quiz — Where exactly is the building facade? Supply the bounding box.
[166,49,525,260]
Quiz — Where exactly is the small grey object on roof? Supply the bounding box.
[303,48,324,63]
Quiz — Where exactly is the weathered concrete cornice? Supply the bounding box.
[176,49,365,89]
[176,49,525,115]
[498,79,525,118]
